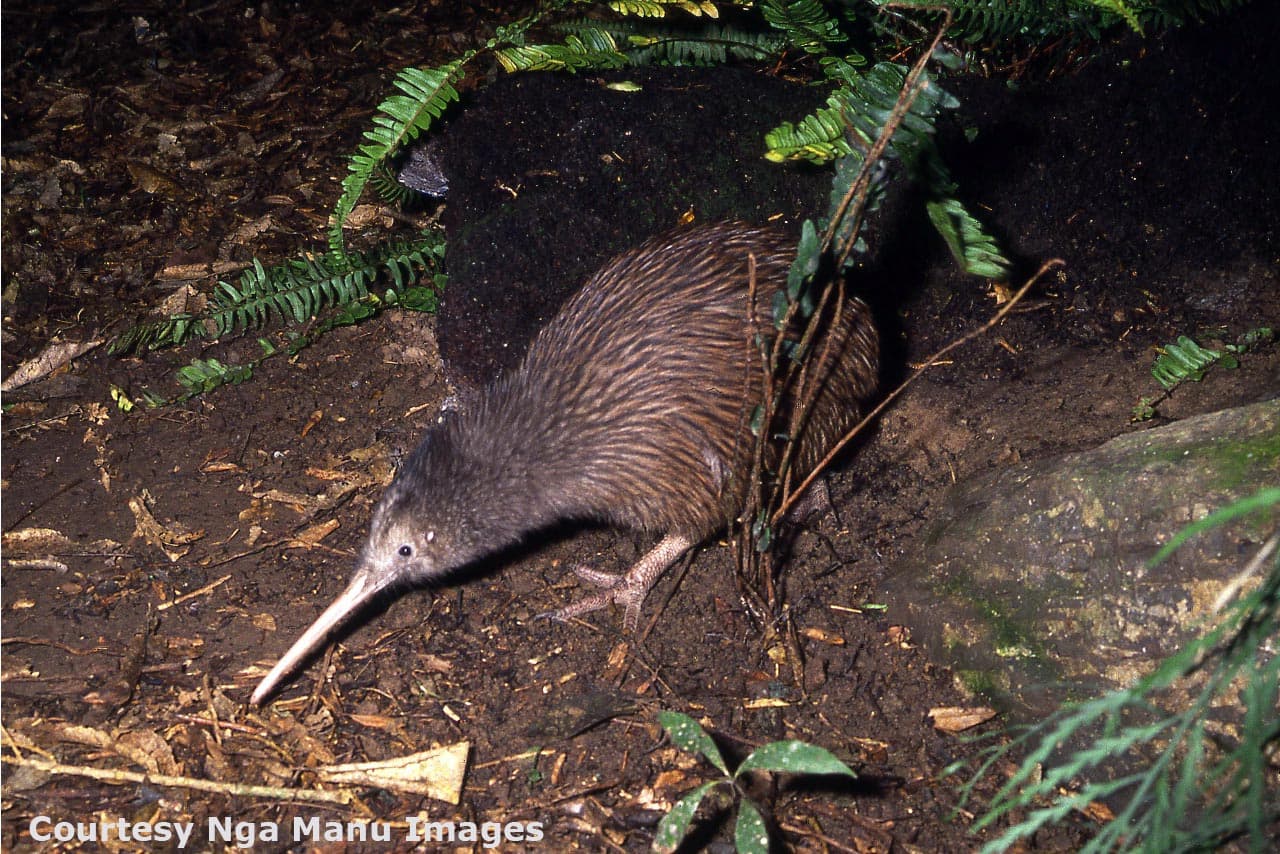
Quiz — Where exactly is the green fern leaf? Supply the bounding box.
[609,0,716,17]
[764,95,855,164]
[926,197,1010,278]
[329,61,463,254]
[1152,336,1222,389]
[1085,0,1144,33]
[551,17,786,66]
[177,358,254,394]
[495,32,628,72]
[761,0,845,54]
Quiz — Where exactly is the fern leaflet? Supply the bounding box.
[496,30,628,72]
[760,0,846,54]
[608,0,720,17]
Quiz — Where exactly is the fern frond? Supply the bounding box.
[549,17,785,65]
[1084,0,1144,33]
[926,197,1009,278]
[110,233,445,359]
[609,0,719,17]
[1152,335,1232,389]
[329,61,464,254]
[769,59,1007,277]
[176,357,256,394]
[369,161,417,206]
[208,254,375,336]
[964,492,1280,852]
[760,0,845,54]
[108,313,206,355]
[883,0,1246,42]
[495,30,628,73]
[1134,328,1270,419]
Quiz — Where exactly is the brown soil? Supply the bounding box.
[3,2,1277,852]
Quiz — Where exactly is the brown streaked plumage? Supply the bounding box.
[251,222,878,704]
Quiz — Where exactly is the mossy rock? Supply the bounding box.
[881,397,1279,717]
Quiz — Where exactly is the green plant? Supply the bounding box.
[957,487,1280,853]
[1132,327,1274,420]
[652,710,857,853]
[109,234,445,408]
[332,0,1008,276]
[890,0,1249,40]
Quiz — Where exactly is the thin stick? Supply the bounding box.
[2,755,354,804]
[156,574,232,611]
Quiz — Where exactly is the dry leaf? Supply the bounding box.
[1,338,103,391]
[157,261,242,281]
[255,484,358,514]
[1080,799,1116,822]
[289,518,339,548]
[3,527,75,554]
[300,409,323,438]
[350,714,396,730]
[128,495,204,562]
[801,626,846,645]
[316,742,470,803]
[929,706,997,733]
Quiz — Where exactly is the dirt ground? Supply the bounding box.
[3,2,1278,852]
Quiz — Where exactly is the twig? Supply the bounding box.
[2,755,353,805]
[156,574,232,611]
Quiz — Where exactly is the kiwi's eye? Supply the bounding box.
[398,544,413,558]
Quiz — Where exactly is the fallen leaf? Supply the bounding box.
[3,527,75,553]
[929,706,997,733]
[801,626,846,645]
[1,338,103,392]
[128,495,204,562]
[289,518,339,547]
[315,742,470,803]
[126,161,191,199]
[1080,799,1116,822]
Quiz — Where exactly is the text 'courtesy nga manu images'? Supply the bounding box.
[29,815,546,848]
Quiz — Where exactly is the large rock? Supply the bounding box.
[881,398,1279,716]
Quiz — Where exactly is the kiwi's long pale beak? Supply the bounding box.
[250,569,388,705]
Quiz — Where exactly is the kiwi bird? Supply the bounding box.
[251,222,878,704]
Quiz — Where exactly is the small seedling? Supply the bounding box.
[652,710,856,854]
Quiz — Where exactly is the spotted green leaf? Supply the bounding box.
[652,780,718,854]
[658,711,728,775]
[736,740,856,778]
[734,799,770,853]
